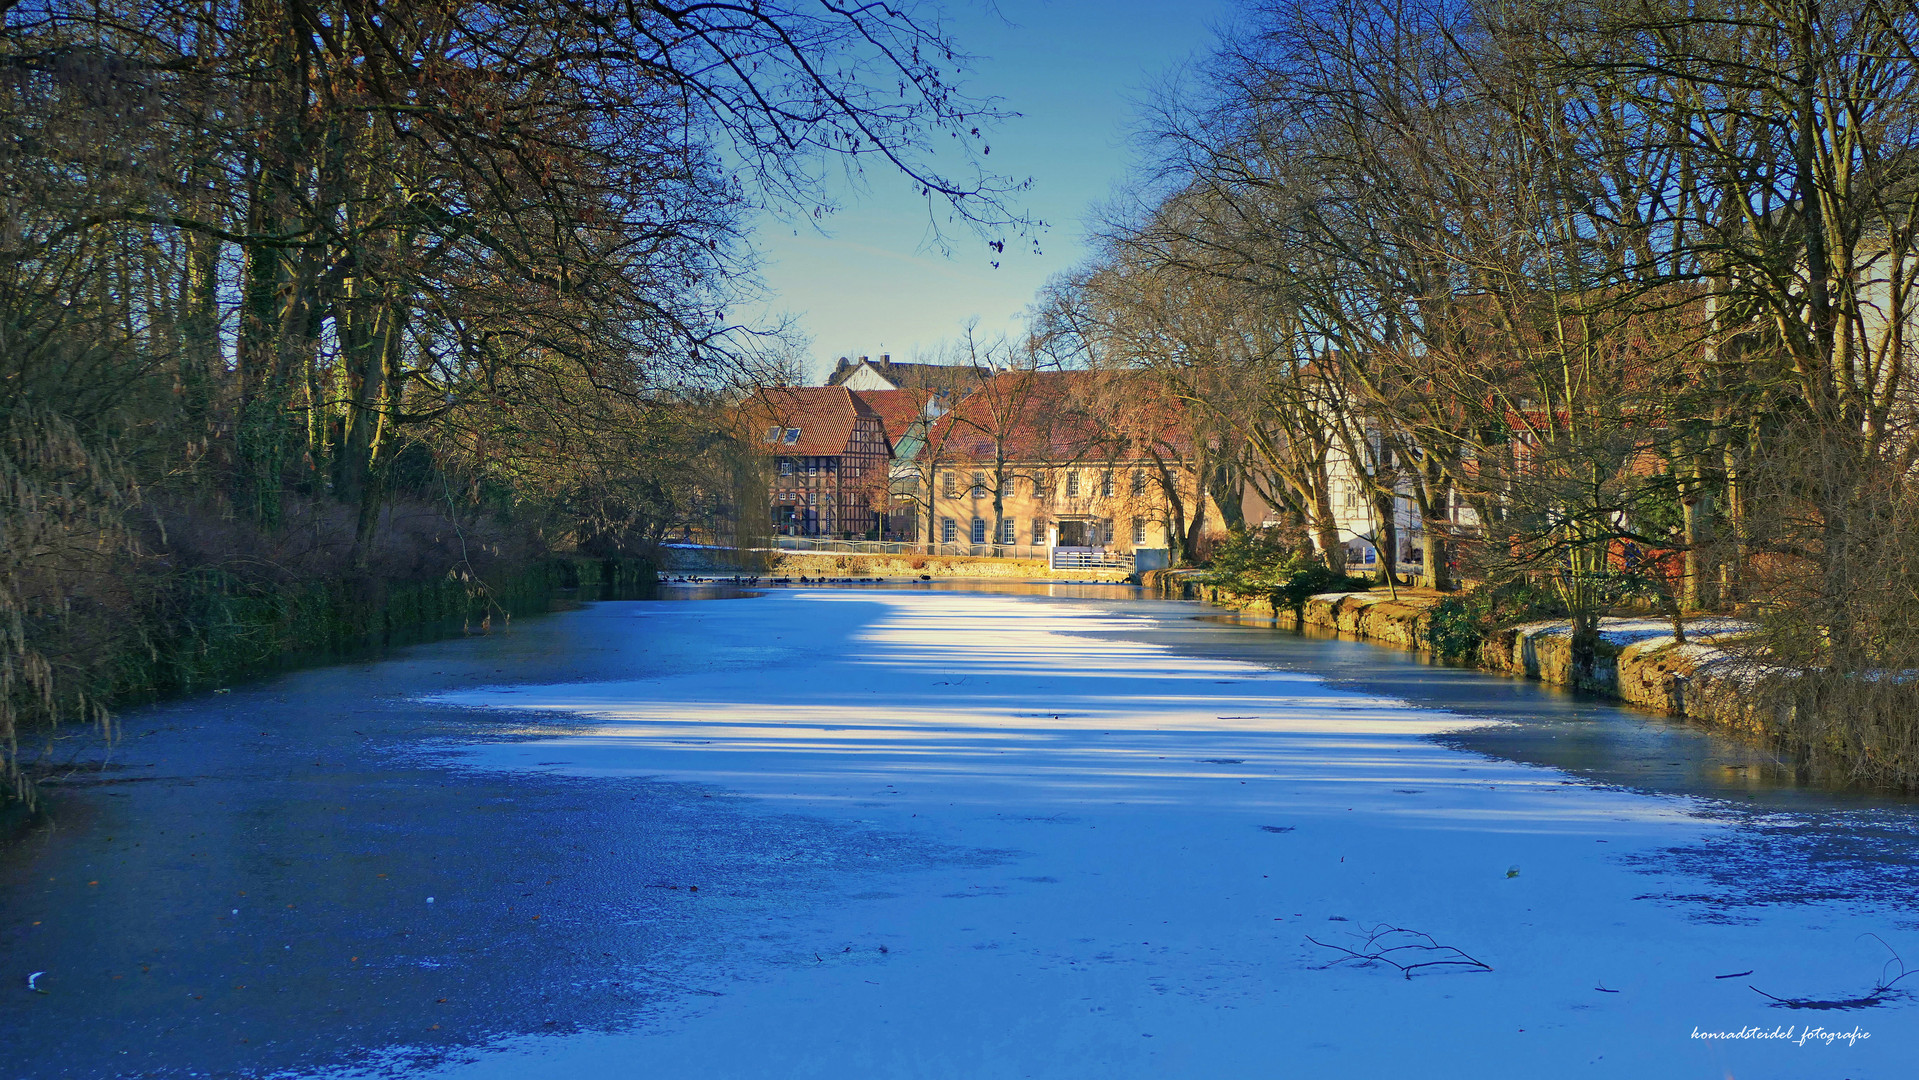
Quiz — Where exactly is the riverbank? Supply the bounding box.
[1147,570,1788,765]
[3,554,657,814]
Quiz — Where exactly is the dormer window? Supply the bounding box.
[783,428,801,444]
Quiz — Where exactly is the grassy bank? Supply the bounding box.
[114,555,657,699]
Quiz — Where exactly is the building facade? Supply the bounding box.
[913,370,1218,565]
[921,458,1192,559]
[750,387,892,538]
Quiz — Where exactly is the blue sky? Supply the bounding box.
[744,0,1238,383]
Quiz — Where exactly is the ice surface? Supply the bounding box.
[389,589,1916,1078]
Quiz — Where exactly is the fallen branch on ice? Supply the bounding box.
[1305,924,1492,980]
[1752,935,1915,1009]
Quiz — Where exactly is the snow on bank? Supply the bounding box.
[391,590,1914,1079]
[1505,615,1754,649]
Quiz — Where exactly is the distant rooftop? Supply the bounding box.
[825,354,988,395]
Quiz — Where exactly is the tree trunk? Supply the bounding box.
[925,460,940,554]
[1420,524,1451,592]
[178,230,221,450]
[1376,497,1400,587]
[1209,453,1246,533]
[1569,608,1603,689]
[1310,456,1346,574]
[1680,467,1715,612]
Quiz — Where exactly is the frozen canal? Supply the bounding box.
[6,584,1919,1077]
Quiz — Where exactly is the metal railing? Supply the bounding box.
[1049,547,1132,570]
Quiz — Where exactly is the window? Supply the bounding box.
[778,458,792,477]
[941,517,957,543]
[1100,472,1114,497]
[1032,518,1047,545]
[1131,471,1148,495]
[1000,474,1015,497]
[971,472,986,499]
[807,492,817,507]
[765,427,781,443]
[942,472,957,497]
[806,458,818,476]
[971,517,987,544]
[1066,472,1081,497]
[783,428,800,445]
[1000,518,1017,545]
[1132,517,1148,545]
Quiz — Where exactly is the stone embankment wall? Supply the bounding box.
[1142,568,1761,733]
[665,546,1131,581]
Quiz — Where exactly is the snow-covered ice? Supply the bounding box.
[409,588,1917,1077]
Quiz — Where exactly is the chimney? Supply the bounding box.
[858,355,869,364]
[879,353,891,366]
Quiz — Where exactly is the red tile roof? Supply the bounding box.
[849,389,926,448]
[746,386,879,457]
[924,370,1186,463]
